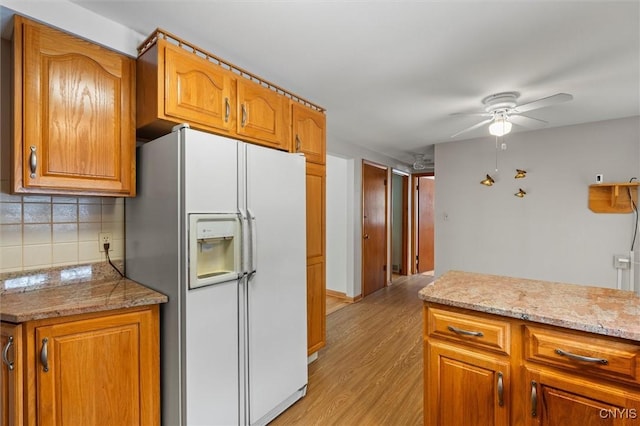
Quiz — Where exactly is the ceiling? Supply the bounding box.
[48,1,640,165]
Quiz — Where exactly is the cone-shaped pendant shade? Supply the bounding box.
[514,188,526,198]
[480,174,495,186]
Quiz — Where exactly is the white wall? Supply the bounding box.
[435,116,640,291]
[326,134,411,297]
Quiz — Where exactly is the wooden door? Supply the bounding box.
[417,175,435,273]
[426,341,510,426]
[14,16,135,196]
[1,323,22,426]
[362,161,388,297]
[292,103,326,164]
[237,78,290,150]
[164,41,235,133]
[525,369,640,426]
[306,163,326,354]
[33,309,159,426]
[391,172,409,276]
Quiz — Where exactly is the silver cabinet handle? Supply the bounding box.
[447,325,484,337]
[497,372,504,407]
[241,104,247,127]
[555,348,608,365]
[40,338,49,372]
[531,380,537,417]
[29,145,37,178]
[2,336,14,371]
[295,134,301,152]
[224,97,230,123]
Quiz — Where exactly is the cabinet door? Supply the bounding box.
[292,103,326,164]
[1,323,23,426]
[164,41,235,133]
[525,368,640,426]
[306,163,326,354]
[13,16,135,196]
[237,79,290,149]
[426,341,510,426]
[33,309,159,426]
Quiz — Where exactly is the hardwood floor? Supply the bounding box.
[272,274,435,425]
[326,294,351,315]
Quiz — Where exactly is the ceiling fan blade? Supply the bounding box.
[450,112,492,117]
[514,93,573,113]
[451,118,494,138]
[509,114,548,129]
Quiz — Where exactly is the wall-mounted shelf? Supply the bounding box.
[588,182,639,213]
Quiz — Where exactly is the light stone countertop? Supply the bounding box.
[0,263,168,323]
[418,270,640,342]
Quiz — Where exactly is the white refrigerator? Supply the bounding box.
[125,125,308,426]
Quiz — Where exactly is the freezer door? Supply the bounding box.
[183,128,239,213]
[244,145,308,424]
[185,280,239,425]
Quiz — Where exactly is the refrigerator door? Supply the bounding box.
[244,144,308,425]
[183,128,242,425]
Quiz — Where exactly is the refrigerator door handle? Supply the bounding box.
[239,210,250,275]
[247,208,257,274]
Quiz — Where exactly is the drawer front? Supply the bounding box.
[524,325,640,385]
[426,307,510,355]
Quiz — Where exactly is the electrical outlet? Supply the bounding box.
[99,232,112,252]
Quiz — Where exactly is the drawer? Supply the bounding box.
[524,325,640,385]
[426,307,510,355]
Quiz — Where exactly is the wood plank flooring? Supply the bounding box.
[272,274,435,425]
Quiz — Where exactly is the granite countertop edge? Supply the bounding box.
[1,263,168,323]
[419,271,640,342]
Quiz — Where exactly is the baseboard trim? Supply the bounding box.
[326,289,362,303]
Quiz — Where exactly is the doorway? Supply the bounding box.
[362,160,388,297]
[413,174,435,274]
[391,171,409,279]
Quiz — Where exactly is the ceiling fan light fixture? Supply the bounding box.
[489,117,512,137]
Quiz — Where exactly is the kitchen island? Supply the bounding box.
[420,270,640,426]
[1,263,167,426]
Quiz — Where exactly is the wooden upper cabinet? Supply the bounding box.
[12,16,136,197]
[137,39,236,138]
[236,78,290,150]
[292,103,326,164]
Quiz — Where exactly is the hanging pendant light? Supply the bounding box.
[514,188,526,198]
[514,169,527,179]
[480,174,495,186]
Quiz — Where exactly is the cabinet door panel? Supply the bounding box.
[237,79,290,149]
[426,341,509,426]
[1,323,23,426]
[292,104,325,164]
[164,43,234,132]
[14,16,135,196]
[526,368,640,426]
[34,310,156,426]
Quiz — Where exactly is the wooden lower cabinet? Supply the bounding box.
[1,323,23,426]
[525,368,640,426]
[425,341,510,426]
[1,305,160,426]
[423,304,640,426]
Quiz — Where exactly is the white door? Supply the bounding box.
[244,144,308,424]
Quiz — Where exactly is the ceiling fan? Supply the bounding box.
[412,153,433,170]
[450,92,573,138]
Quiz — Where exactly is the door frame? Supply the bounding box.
[411,172,435,274]
[361,159,389,296]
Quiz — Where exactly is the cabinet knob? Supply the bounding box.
[2,335,14,371]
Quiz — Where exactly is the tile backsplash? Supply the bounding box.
[0,182,124,273]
